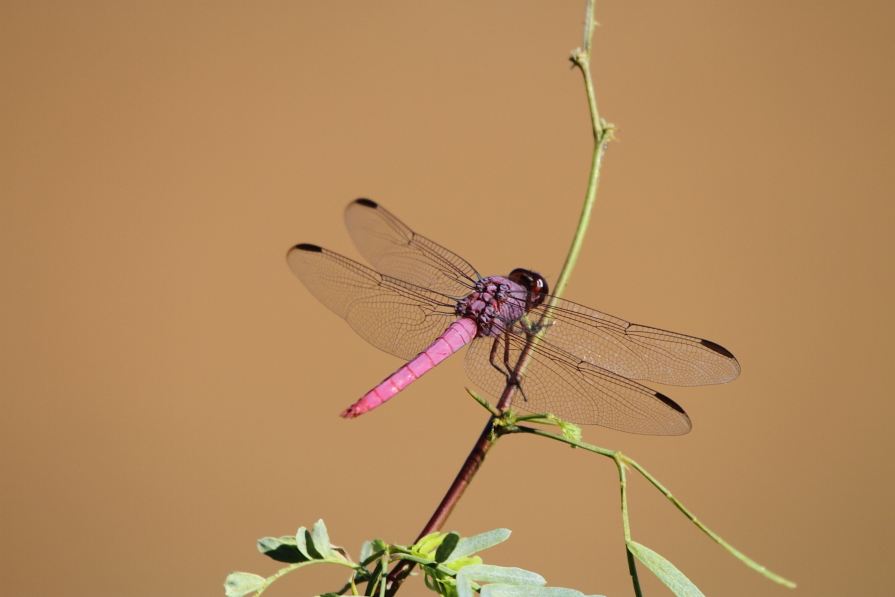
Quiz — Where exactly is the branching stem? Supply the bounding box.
[384,2,608,595]
[254,559,359,597]
[509,424,797,589]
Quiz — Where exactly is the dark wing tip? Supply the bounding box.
[353,198,378,208]
[654,391,686,415]
[700,339,735,359]
[293,243,323,253]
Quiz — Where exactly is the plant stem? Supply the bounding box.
[509,424,797,589]
[379,551,389,597]
[385,426,486,591]
[254,560,359,597]
[615,455,632,542]
[384,2,607,594]
[620,455,796,588]
[625,547,644,597]
[384,374,532,595]
[615,454,643,597]
[552,0,608,302]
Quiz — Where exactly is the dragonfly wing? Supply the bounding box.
[287,244,456,360]
[344,199,480,298]
[463,334,692,436]
[528,298,740,386]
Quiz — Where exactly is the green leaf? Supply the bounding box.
[361,549,385,568]
[627,541,704,597]
[457,575,474,597]
[223,572,266,597]
[457,565,546,587]
[330,545,351,562]
[397,553,438,566]
[546,414,582,442]
[415,531,444,555]
[446,529,512,562]
[424,569,438,593]
[296,526,324,560]
[311,519,334,558]
[257,535,309,564]
[480,586,587,597]
[435,532,461,563]
[359,541,373,564]
[295,527,311,560]
[444,555,483,572]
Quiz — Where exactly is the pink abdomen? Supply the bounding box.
[340,318,478,418]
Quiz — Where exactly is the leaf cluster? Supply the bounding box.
[224,521,607,597]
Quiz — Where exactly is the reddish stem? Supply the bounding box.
[383,418,495,595]
[384,363,528,595]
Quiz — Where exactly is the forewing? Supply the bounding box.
[344,199,479,298]
[287,244,456,360]
[529,298,740,386]
[464,334,692,436]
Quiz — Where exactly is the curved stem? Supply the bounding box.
[383,440,472,595]
[625,548,644,597]
[614,454,644,597]
[549,130,606,301]
[552,0,609,302]
[615,455,632,543]
[508,424,797,589]
[384,3,607,594]
[384,387,517,595]
[379,551,389,597]
[254,560,361,597]
[619,455,796,587]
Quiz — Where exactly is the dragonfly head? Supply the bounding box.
[508,268,549,309]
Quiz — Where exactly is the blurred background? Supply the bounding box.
[2,2,893,596]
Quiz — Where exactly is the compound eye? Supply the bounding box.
[527,272,549,307]
[508,268,528,286]
[508,268,549,308]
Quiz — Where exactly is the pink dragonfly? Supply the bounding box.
[287,199,740,435]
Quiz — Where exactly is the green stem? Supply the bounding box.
[614,454,643,597]
[625,546,644,597]
[549,135,605,302]
[550,0,609,303]
[379,551,389,597]
[384,3,609,595]
[620,455,796,588]
[615,455,632,542]
[522,0,611,385]
[581,0,597,56]
[508,424,796,588]
[254,560,361,597]
[465,387,502,418]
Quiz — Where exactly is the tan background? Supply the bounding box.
[2,2,893,596]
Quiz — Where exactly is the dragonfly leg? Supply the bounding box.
[488,336,512,382]
[487,327,531,405]
[500,331,531,404]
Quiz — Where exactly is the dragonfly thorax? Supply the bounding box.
[455,276,527,337]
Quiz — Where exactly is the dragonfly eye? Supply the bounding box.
[508,268,549,308]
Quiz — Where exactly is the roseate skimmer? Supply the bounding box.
[287,199,739,435]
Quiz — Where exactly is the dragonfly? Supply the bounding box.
[287,199,740,435]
